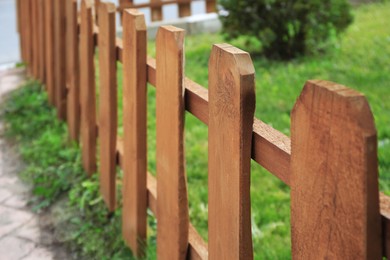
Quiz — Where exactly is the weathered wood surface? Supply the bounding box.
[66,0,80,142]
[98,2,118,212]
[80,0,97,175]
[208,43,255,259]
[44,0,55,104]
[156,26,189,260]
[291,80,382,259]
[121,9,147,257]
[54,0,67,119]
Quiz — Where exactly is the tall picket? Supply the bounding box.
[290,80,382,259]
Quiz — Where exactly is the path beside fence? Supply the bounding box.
[0,68,73,260]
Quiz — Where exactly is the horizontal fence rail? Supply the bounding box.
[17,0,390,259]
[118,0,216,21]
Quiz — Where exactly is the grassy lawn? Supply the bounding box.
[2,2,389,259]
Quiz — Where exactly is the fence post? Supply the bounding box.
[45,0,55,104]
[290,80,382,259]
[122,9,147,257]
[98,2,117,212]
[150,0,163,21]
[66,0,80,142]
[54,0,67,119]
[178,1,191,18]
[32,0,39,78]
[80,0,97,176]
[208,43,255,259]
[205,0,216,13]
[38,0,45,83]
[25,0,33,75]
[156,26,189,260]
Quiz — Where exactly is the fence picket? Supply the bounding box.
[98,2,118,212]
[66,0,80,142]
[26,0,33,74]
[150,0,163,21]
[178,1,191,17]
[156,26,189,260]
[44,0,55,104]
[290,80,382,259]
[208,43,255,259]
[54,0,67,119]
[38,0,45,83]
[80,0,97,176]
[206,0,216,13]
[32,0,39,78]
[122,9,147,257]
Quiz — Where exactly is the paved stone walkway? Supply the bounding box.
[0,68,64,259]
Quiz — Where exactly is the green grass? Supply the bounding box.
[2,2,389,259]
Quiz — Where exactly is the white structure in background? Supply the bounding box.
[105,0,221,39]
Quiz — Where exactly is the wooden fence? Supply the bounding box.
[117,0,217,21]
[16,0,390,259]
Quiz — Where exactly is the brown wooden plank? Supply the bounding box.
[94,0,101,25]
[380,192,390,258]
[80,0,97,176]
[150,0,163,21]
[121,9,147,257]
[98,2,117,212]
[156,26,188,260]
[44,0,55,104]
[19,0,25,62]
[66,0,80,142]
[252,118,291,185]
[147,172,157,214]
[32,0,39,78]
[187,224,208,260]
[54,0,67,119]
[178,0,191,18]
[205,0,216,13]
[26,0,33,74]
[291,80,382,259]
[38,0,45,83]
[208,43,254,259]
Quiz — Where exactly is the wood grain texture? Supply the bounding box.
[291,80,382,259]
[54,0,67,119]
[44,0,55,104]
[156,26,189,260]
[121,9,147,257]
[80,0,97,175]
[208,43,255,260]
[98,2,117,212]
[66,0,80,142]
